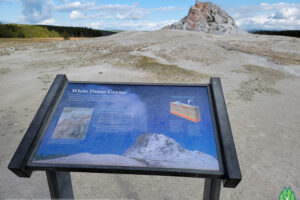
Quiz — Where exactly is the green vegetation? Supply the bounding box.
[250,30,300,38]
[38,24,117,37]
[115,55,210,82]
[0,24,60,38]
[0,23,117,38]
[133,56,208,79]
[62,32,70,40]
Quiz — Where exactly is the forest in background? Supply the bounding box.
[250,30,300,38]
[0,23,117,38]
[1,23,299,39]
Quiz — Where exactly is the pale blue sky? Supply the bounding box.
[1,0,300,30]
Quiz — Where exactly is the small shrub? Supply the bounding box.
[62,32,70,40]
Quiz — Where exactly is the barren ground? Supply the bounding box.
[0,30,300,199]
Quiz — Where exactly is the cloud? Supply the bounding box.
[20,0,54,23]
[229,2,300,30]
[17,0,183,29]
[56,1,95,12]
[69,11,106,20]
[56,2,184,21]
[273,7,298,20]
[38,18,55,25]
[56,2,140,13]
[56,2,149,21]
[116,10,148,20]
[70,10,87,20]
[151,6,186,11]
[90,19,178,31]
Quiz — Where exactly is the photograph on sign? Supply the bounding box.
[51,107,93,139]
[32,84,220,171]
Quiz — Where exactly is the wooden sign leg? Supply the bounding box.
[46,171,74,199]
[203,178,221,200]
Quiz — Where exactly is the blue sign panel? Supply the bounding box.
[33,83,220,171]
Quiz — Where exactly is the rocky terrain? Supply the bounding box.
[164,0,239,34]
[0,30,300,199]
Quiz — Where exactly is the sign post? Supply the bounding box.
[46,171,74,199]
[8,75,241,200]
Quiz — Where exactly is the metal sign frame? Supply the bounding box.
[8,74,241,200]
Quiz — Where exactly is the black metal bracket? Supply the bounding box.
[8,74,68,177]
[210,78,242,188]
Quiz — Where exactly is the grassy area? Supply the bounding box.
[0,24,60,38]
[234,64,293,101]
[0,23,117,38]
[115,55,210,82]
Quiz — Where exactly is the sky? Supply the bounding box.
[1,0,300,31]
[35,83,219,160]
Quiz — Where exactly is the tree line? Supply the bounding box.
[250,30,300,38]
[0,23,117,38]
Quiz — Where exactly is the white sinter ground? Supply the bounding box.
[1,29,300,199]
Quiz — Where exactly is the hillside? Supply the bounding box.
[0,23,117,38]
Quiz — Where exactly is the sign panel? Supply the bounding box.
[31,83,220,171]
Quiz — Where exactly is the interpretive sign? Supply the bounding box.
[8,75,241,200]
[31,83,220,171]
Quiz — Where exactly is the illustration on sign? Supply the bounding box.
[32,84,220,171]
[170,100,201,122]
